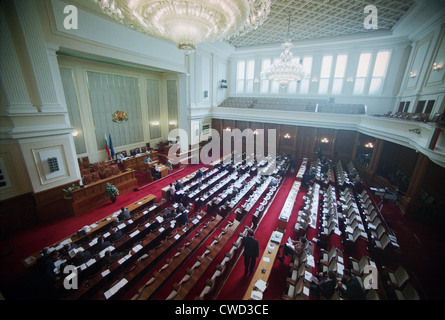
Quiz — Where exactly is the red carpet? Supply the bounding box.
[0,164,204,298]
[217,174,297,300]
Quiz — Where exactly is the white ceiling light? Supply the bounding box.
[92,0,271,54]
[261,15,308,87]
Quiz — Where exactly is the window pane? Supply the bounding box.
[246,60,255,79]
[373,51,390,77]
[320,55,333,78]
[369,78,382,95]
[353,78,366,95]
[288,81,297,93]
[319,79,329,94]
[356,53,372,77]
[300,79,309,94]
[332,79,344,95]
[271,81,280,94]
[237,80,244,93]
[237,61,245,79]
[334,55,348,78]
[246,79,254,93]
[260,79,270,93]
[303,57,313,76]
[260,59,271,93]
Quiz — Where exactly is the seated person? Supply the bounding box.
[60,243,78,258]
[118,207,131,221]
[174,180,183,191]
[166,160,173,172]
[104,250,122,264]
[144,155,152,164]
[278,236,307,260]
[116,153,126,164]
[302,169,316,185]
[71,250,92,267]
[195,169,203,181]
[338,269,366,300]
[91,235,111,254]
[109,226,123,242]
[151,165,161,180]
[310,270,338,300]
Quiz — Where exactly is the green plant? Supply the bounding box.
[63,184,80,197]
[104,183,119,199]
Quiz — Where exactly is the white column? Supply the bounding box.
[0,5,36,114]
[13,0,63,113]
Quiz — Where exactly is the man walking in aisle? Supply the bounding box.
[242,227,259,276]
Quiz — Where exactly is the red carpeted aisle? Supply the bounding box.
[216,174,298,300]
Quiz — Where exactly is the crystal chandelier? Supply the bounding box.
[92,0,271,54]
[261,15,308,87]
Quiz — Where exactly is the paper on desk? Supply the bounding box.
[304,270,313,282]
[250,291,263,300]
[174,234,181,240]
[306,255,315,267]
[262,257,270,263]
[303,287,310,296]
[130,230,140,238]
[255,279,267,292]
[24,256,36,264]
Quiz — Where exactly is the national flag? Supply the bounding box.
[104,133,111,160]
[109,133,115,158]
[428,127,441,151]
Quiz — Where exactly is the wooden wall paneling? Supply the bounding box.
[296,126,317,160]
[334,130,357,161]
[279,124,297,156]
[264,123,279,157]
[316,128,336,158]
[222,119,236,154]
[235,120,249,152]
[33,180,79,222]
[0,193,37,235]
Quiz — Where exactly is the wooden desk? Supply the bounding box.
[22,193,157,270]
[160,167,209,199]
[69,169,138,216]
[157,165,168,178]
[277,181,301,233]
[243,231,283,300]
[122,151,158,173]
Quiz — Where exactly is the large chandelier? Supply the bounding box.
[261,15,308,87]
[92,0,271,54]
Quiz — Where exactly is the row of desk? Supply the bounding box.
[22,194,157,270]
[277,180,301,233]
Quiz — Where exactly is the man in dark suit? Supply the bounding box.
[118,207,130,221]
[151,165,160,180]
[241,228,259,276]
[338,269,366,300]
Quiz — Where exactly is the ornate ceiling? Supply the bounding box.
[227,0,416,48]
